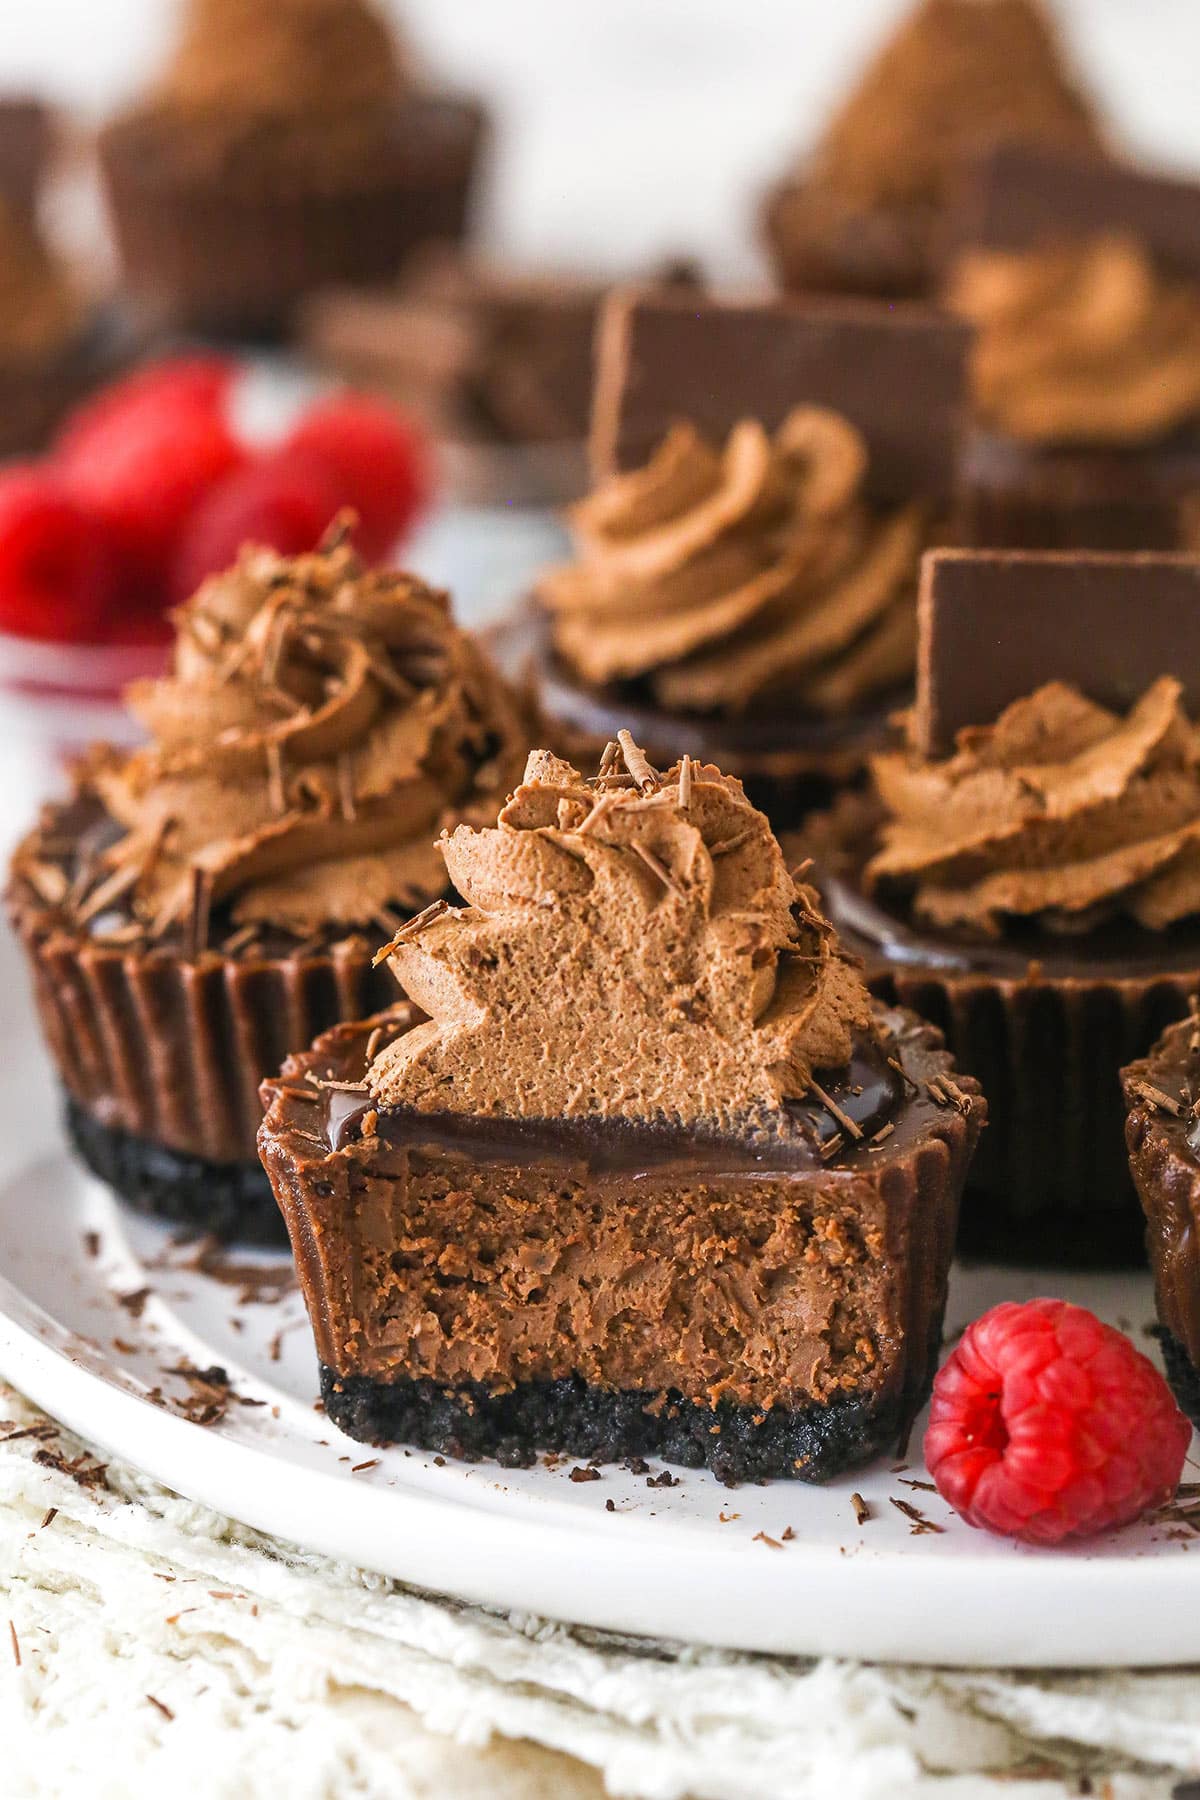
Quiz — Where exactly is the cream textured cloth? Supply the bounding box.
[0,1380,1197,1800]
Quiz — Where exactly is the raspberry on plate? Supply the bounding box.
[284,394,432,561]
[0,464,118,643]
[925,1298,1191,1545]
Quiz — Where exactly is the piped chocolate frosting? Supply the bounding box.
[868,676,1200,936]
[950,234,1200,444]
[539,409,924,720]
[82,530,526,942]
[368,738,880,1140]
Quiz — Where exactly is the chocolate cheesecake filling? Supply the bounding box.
[264,1004,974,1480]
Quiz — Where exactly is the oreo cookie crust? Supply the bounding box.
[64,1095,286,1247]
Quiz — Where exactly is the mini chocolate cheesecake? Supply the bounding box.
[809,549,1200,1264]
[8,533,526,1243]
[761,0,1104,302]
[1123,1011,1200,1426]
[99,0,485,337]
[948,145,1200,551]
[259,739,983,1481]
[505,290,971,828]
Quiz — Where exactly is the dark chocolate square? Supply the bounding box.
[590,286,971,502]
[916,548,1200,755]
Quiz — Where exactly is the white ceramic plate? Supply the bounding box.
[0,914,1196,1667]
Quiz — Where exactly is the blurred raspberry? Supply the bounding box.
[284,393,432,560]
[0,464,118,643]
[169,449,345,601]
[925,1298,1191,1545]
[55,354,238,465]
[59,388,246,597]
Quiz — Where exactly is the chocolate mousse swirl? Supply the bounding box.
[90,535,527,939]
[369,739,878,1136]
[539,408,925,717]
[867,676,1200,935]
[949,235,1200,444]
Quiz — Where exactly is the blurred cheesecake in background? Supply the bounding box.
[98,0,487,337]
[947,143,1200,549]
[762,0,1108,301]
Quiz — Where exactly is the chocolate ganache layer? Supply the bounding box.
[259,741,984,1479]
[8,535,524,1233]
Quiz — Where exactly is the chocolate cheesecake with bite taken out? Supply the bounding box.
[259,737,983,1481]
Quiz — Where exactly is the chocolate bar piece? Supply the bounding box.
[952,142,1200,282]
[916,549,1200,755]
[590,286,971,501]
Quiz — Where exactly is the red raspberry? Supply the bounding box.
[0,464,118,643]
[169,449,344,601]
[55,354,238,465]
[59,389,246,596]
[284,393,432,560]
[925,1299,1191,1544]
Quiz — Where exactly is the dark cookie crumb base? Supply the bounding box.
[320,1365,912,1485]
[65,1095,287,1247]
[1155,1326,1200,1430]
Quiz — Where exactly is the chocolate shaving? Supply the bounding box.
[146,1694,174,1723]
[807,1077,863,1141]
[304,1071,368,1094]
[32,1446,108,1491]
[8,1622,18,1667]
[678,753,693,809]
[569,1465,602,1483]
[337,753,358,821]
[616,729,661,794]
[709,829,755,859]
[870,1122,895,1145]
[753,1531,783,1549]
[221,922,262,957]
[39,1507,56,1531]
[117,1287,151,1319]
[887,1055,920,1096]
[575,791,621,836]
[631,839,685,902]
[266,740,287,817]
[364,1026,384,1066]
[1128,1077,1184,1118]
[851,1492,871,1524]
[889,1496,944,1534]
[184,867,212,961]
[372,896,450,964]
[74,859,141,925]
[21,860,69,906]
[819,1131,845,1161]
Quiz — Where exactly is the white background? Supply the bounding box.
[4,0,1200,280]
